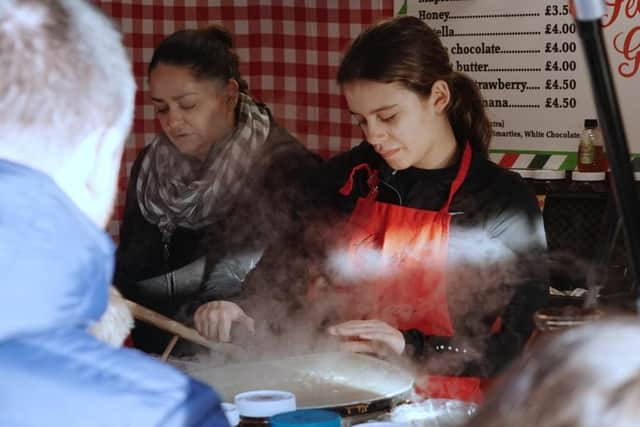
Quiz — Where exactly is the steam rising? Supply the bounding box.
[188,159,612,398]
[326,246,402,283]
[194,205,608,381]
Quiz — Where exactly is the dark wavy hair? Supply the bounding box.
[337,16,491,157]
[148,24,248,92]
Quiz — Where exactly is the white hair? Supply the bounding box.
[0,0,135,172]
[467,317,640,427]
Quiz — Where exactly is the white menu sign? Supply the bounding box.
[396,0,640,155]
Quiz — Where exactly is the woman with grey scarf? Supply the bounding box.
[114,25,320,354]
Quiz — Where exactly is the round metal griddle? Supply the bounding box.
[183,352,414,418]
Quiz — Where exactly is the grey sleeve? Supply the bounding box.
[134,249,264,311]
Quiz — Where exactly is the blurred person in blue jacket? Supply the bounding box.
[0,1,230,426]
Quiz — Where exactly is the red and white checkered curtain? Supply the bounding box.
[95,0,393,238]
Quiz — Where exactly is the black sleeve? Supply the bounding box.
[482,177,548,374]
[403,175,548,377]
[403,282,547,377]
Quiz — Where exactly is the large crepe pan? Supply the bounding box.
[182,351,414,418]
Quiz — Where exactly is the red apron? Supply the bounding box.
[336,143,485,403]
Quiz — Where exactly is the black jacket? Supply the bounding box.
[114,124,321,353]
[318,141,548,377]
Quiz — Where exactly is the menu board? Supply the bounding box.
[396,0,640,159]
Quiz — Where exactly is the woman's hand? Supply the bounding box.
[194,300,255,342]
[327,320,405,357]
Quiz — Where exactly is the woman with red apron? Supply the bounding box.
[321,16,547,403]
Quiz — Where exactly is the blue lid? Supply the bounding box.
[269,409,341,427]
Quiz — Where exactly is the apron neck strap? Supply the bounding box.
[340,143,472,208]
[339,163,379,199]
[441,142,472,212]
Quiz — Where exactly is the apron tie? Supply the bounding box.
[339,163,379,200]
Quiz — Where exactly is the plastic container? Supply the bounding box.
[235,390,297,427]
[270,410,341,427]
[577,119,606,172]
[569,171,608,193]
[533,169,567,211]
[352,422,408,427]
[389,400,477,427]
[223,403,241,427]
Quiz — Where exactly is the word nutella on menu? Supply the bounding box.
[413,0,592,153]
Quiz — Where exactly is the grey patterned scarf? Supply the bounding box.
[136,93,271,234]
